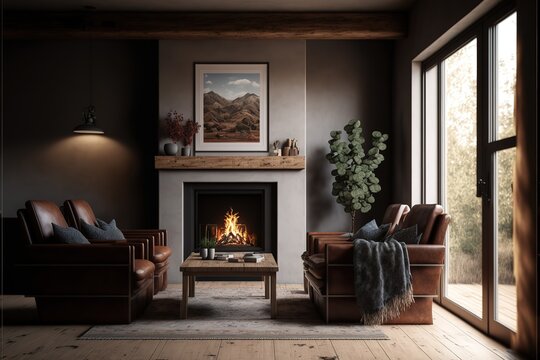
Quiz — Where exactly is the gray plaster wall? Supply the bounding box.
[306,41,394,232]
[3,40,159,228]
[158,40,306,156]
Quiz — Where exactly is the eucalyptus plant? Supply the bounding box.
[326,119,389,231]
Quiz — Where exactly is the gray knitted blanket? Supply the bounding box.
[352,238,414,325]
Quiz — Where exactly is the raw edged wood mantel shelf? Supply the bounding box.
[155,156,305,170]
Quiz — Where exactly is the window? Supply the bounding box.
[421,3,517,342]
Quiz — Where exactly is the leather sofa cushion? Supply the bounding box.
[67,199,98,228]
[407,245,445,264]
[402,204,443,244]
[134,259,155,281]
[305,271,326,294]
[26,200,69,243]
[305,253,326,279]
[152,246,172,263]
[154,260,169,271]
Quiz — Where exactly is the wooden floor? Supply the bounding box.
[1,283,521,360]
[447,284,517,331]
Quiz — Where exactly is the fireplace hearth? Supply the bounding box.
[184,183,277,258]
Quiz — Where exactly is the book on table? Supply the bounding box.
[244,253,265,263]
[215,253,234,261]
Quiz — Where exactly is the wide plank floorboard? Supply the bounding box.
[1,283,521,360]
[217,340,274,360]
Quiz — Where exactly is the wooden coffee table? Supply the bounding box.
[179,252,279,319]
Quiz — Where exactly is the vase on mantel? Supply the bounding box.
[164,143,178,156]
[181,145,192,156]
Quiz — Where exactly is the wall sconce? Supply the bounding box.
[73,105,104,134]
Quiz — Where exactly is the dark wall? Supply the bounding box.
[306,40,394,232]
[392,0,484,204]
[3,40,158,228]
[3,39,393,234]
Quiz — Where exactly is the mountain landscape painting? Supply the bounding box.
[202,72,261,143]
[195,64,268,152]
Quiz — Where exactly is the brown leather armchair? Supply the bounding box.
[17,200,155,324]
[304,204,450,324]
[63,199,171,294]
[302,204,410,292]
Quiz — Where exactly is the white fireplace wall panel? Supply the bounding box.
[159,170,306,284]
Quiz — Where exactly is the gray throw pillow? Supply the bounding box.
[81,219,125,240]
[390,224,421,244]
[352,219,390,242]
[96,218,126,240]
[52,223,90,244]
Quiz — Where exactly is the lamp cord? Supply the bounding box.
[89,39,93,106]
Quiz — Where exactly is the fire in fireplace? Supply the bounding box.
[200,208,257,247]
[217,208,256,246]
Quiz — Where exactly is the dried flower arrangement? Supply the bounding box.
[181,119,201,146]
[166,111,201,146]
[166,111,184,144]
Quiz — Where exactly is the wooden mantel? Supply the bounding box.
[155,156,305,170]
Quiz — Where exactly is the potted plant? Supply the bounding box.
[199,237,209,259]
[180,118,201,156]
[326,119,389,232]
[164,110,183,155]
[207,237,217,260]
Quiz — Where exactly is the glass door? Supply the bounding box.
[422,5,517,343]
[439,37,486,326]
[489,12,517,338]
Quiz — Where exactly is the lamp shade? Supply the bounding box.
[73,122,104,134]
[74,105,104,134]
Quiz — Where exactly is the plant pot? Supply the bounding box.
[200,248,208,260]
[207,248,215,260]
[164,143,178,155]
[181,146,192,156]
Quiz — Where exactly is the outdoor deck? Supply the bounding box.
[447,283,517,330]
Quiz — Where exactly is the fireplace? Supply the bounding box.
[184,183,277,259]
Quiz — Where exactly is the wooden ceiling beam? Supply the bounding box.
[4,11,407,40]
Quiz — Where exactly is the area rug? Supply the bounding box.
[80,284,388,340]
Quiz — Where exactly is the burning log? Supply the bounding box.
[215,208,256,246]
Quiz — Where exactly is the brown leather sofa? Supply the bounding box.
[63,199,171,294]
[17,200,155,324]
[302,204,410,292]
[304,204,450,324]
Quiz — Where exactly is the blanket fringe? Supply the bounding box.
[361,286,415,326]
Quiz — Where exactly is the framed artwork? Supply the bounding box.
[194,63,268,152]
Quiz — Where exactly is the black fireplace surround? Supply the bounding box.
[183,182,277,261]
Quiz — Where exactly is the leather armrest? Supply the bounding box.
[406,244,445,264]
[326,243,354,264]
[88,239,146,260]
[307,232,346,255]
[325,243,446,265]
[20,244,134,264]
[313,237,352,254]
[123,229,167,246]
[123,233,155,259]
[124,239,149,260]
[17,244,135,296]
